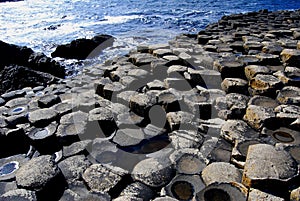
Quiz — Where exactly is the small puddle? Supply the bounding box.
[272,131,294,143]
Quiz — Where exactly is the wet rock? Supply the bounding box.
[249,74,283,97]
[248,188,285,201]
[242,144,298,189]
[0,189,37,201]
[221,78,248,94]
[0,154,28,181]
[221,119,259,144]
[244,65,271,80]
[16,155,61,191]
[243,105,276,130]
[280,49,300,67]
[82,164,124,193]
[277,86,300,105]
[120,182,155,201]
[195,182,247,201]
[38,94,61,108]
[165,174,205,201]
[201,162,242,186]
[52,34,114,60]
[28,108,58,126]
[58,155,90,183]
[264,127,300,145]
[0,65,58,95]
[132,157,174,187]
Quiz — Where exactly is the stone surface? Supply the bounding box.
[249,74,283,97]
[201,162,242,186]
[221,78,248,94]
[0,189,37,201]
[15,155,61,191]
[248,188,285,201]
[243,105,276,130]
[277,86,300,105]
[28,108,58,126]
[242,144,298,188]
[280,49,300,67]
[132,157,174,187]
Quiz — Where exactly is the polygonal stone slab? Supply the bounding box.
[243,105,276,130]
[28,108,58,126]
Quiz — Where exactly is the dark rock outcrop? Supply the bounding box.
[51,34,114,60]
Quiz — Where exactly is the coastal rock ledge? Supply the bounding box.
[1,9,300,201]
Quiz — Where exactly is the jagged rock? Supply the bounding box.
[256,53,281,65]
[248,95,279,108]
[0,189,37,201]
[201,162,242,186]
[82,164,124,193]
[290,186,300,201]
[15,155,62,191]
[113,128,144,147]
[221,119,259,143]
[58,155,90,183]
[195,182,247,201]
[0,65,58,95]
[63,140,92,158]
[165,174,205,201]
[277,86,300,105]
[129,53,157,67]
[166,111,195,131]
[213,60,245,79]
[51,34,114,60]
[242,144,298,189]
[206,138,233,163]
[231,140,261,167]
[221,78,248,94]
[28,108,58,126]
[120,182,155,201]
[248,188,285,201]
[169,130,203,149]
[132,157,174,187]
[129,93,155,117]
[280,49,300,67]
[0,154,28,181]
[38,94,61,108]
[243,105,276,130]
[113,196,143,201]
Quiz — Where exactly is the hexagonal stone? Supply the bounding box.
[244,65,271,80]
[248,188,284,201]
[249,74,283,97]
[16,155,61,191]
[60,111,88,124]
[280,49,300,67]
[277,86,300,106]
[129,53,157,66]
[82,164,124,193]
[256,53,281,65]
[28,108,58,126]
[243,105,276,130]
[63,140,92,158]
[0,154,28,182]
[113,128,145,147]
[201,162,242,186]
[5,97,29,108]
[58,155,90,183]
[242,144,298,188]
[129,94,155,117]
[221,78,248,94]
[213,60,245,79]
[0,189,37,201]
[38,94,61,108]
[195,182,247,201]
[248,95,279,108]
[120,182,155,201]
[221,120,259,144]
[103,82,126,100]
[169,130,203,149]
[50,101,75,116]
[132,157,174,187]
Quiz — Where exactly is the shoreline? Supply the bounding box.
[0,9,300,201]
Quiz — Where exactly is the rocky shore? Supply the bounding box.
[0,9,300,201]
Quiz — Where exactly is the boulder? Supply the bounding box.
[280,49,300,67]
[0,65,59,95]
[51,34,114,60]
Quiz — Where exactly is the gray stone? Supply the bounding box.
[132,157,174,187]
[129,93,155,117]
[60,111,88,124]
[120,182,155,201]
[221,120,259,143]
[169,130,203,149]
[0,154,28,181]
[58,155,90,183]
[201,162,242,186]
[28,108,58,126]
[50,101,75,116]
[277,86,300,105]
[63,140,92,158]
[16,155,61,191]
[249,74,283,97]
[213,60,245,79]
[5,98,29,108]
[248,95,279,108]
[113,196,143,201]
[113,128,145,147]
[243,105,276,130]
[291,186,300,201]
[82,164,124,193]
[174,152,206,174]
[248,188,285,201]
[242,144,298,188]
[38,94,61,108]
[221,78,248,94]
[0,189,37,201]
